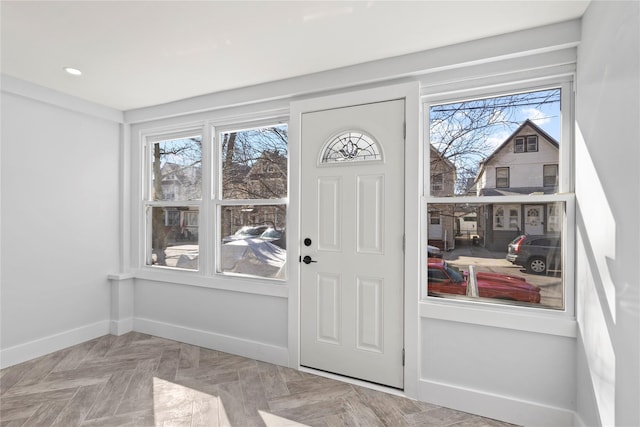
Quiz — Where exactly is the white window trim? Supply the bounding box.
[133,114,290,296]
[422,76,576,324]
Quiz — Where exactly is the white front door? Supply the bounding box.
[524,205,544,235]
[300,99,405,389]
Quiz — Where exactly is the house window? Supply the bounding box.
[514,137,525,153]
[544,164,558,187]
[430,211,441,225]
[496,167,510,188]
[431,173,444,192]
[143,122,288,280]
[218,123,288,279]
[144,134,202,270]
[493,204,520,230]
[425,82,572,311]
[514,135,538,153]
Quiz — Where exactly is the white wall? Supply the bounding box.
[0,83,121,367]
[575,2,640,426]
[133,280,289,365]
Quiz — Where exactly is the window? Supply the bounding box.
[218,123,288,279]
[431,173,444,192]
[430,211,441,225]
[143,122,288,280]
[425,85,571,311]
[496,167,510,188]
[144,134,202,270]
[544,164,558,187]
[493,204,520,230]
[514,135,538,153]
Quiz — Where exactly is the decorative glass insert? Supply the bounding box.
[321,131,381,163]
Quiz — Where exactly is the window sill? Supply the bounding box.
[419,298,577,338]
[117,268,289,298]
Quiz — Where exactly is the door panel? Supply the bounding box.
[300,99,405,389]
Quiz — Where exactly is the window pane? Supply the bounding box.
[429,88,560,196]
[221,124,288,199]
[151,136,202,201]
[425,202,564,310]
[148,206,199,270]
[496,167,509,188]
[219,204,286,279]
[544,164,558,187]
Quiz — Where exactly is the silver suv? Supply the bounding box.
[506,234,561,275]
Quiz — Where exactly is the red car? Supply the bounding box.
[427,258,541,303]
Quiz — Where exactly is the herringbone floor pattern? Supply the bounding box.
[1,332,516,426]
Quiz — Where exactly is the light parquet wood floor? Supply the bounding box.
[1,332,517,426]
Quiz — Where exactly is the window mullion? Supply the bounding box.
[200,124,213,276]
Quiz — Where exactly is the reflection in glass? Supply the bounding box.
[151,136,202,201]
[149,207,199,270]
[425,202,564,309]
[219,205,287,279]
[221,125,288,200]
[429,89,561,196]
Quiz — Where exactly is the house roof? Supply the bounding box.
[429,145,456,171]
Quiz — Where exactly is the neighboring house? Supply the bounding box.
[428,145,456,250]
[222,150,288,238]
[474,119,560,250]
[158,162,201,240]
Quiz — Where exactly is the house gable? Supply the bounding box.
[475,119,559,195]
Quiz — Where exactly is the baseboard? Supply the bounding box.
[134,317,289,367]
[109,317,134,336]
[419,378,576,426]
[0,320,110,369]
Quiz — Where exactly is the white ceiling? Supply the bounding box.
[1,1,590,111]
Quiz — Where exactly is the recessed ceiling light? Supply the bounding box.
[63,67,82,76]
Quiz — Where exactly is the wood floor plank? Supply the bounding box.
[12,350,71,388]
[155,348,180,381]
[84,370,134,421]
[22,400,70,427]
[238,367,269,416]
[51,339,100,373]
[113,359,158,416]
[0,361,35,395]
[256,361,289,399]
[177,343,200,370]
[49,383,104,427]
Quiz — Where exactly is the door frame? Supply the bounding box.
[524,204,545,235]
[288,81,420,398]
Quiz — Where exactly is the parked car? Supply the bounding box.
[259,227,286,249]
[427,258,541,303]
[506,234,561,275]
[427,244,442,258]
[222,225,269,243]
